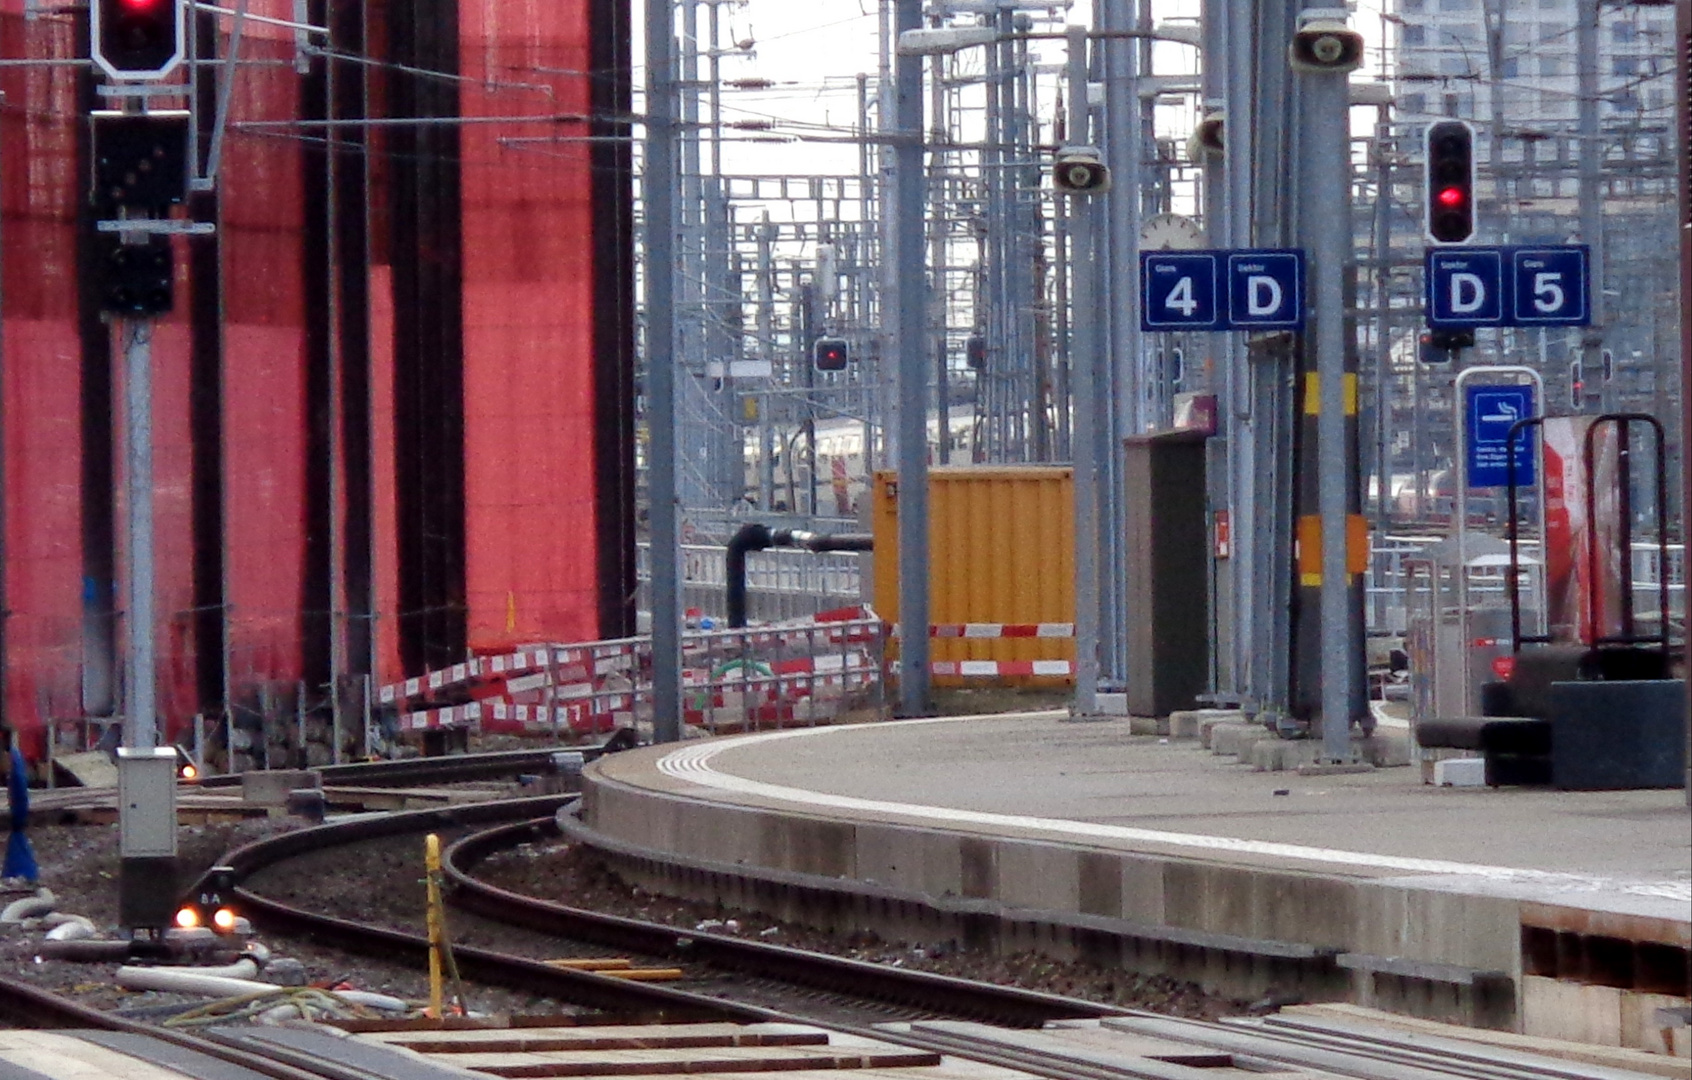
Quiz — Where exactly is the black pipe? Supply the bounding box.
[725,525,874,628]
[726,523,774,628]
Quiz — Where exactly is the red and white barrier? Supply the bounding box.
[930,660,1074,677]
[926,623,1074,639]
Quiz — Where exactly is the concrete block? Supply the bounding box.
[1167,711,1201,739]
[1621,991,1692,1057]
[1199,714,1244,748]
[1523,975,1624,1047]
[1249,739,1324,772]
[1358,732,1413,768]
[855,823,962,897]
[1296,761,1376,777]
[241,770,319,807]
[1434,757,1487,787]
[996,839,1080,913]
[1095,693,1130,716]
[1128,715,1168,736]
[1211,722,1271,758]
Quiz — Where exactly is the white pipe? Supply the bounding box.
[44,920,95,942]
[116,964,268,997]
[1,890,56,923]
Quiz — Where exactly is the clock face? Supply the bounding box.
[1140,213,1204,251]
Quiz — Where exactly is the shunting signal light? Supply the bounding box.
[813,336,848,371]
[93,0,185,79]
[1424,120,1475,244]
[176,865,240,934]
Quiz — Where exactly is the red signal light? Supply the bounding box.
[1436,186,1465,209]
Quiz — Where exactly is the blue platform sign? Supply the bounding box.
[1226,249,1304,330]
[1427,248,1506,328]
[1142,252,1223,330]
[1510,245,1589,326]
[1425,244,1591,329]
[1465,383,1536,488]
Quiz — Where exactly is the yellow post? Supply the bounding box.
[424,833,444,1019]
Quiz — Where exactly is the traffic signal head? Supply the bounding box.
[93,0,185,79]
[965,333,986,371]
[92,111,190,216]
[1418,327,1474,363]
[813,336,848,371]
[1425,120,1475,244]
[97,234,175,316]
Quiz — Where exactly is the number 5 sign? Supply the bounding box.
[1511,246,1588,326]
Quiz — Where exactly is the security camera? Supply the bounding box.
[1053,145,1112,195]
[1288,9,1363,73]
[1186,108,1224,161]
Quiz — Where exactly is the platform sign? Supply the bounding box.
[1510,245,1589,326]
[1426,248,1505,328]
[1225,249,1304,330]
[1465,383,1536,488]
[1425,244,1590,329]
[1141,248,1306,331]
[1141,252,1224,330]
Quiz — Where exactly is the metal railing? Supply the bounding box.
[1367,535,1684,637]
[636,541,864,624]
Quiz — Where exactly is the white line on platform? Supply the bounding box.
[656,716,1690,905]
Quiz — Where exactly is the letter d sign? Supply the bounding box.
[1247,275,1282,317]
[1450,272,1485,314]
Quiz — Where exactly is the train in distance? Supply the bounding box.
[743,412,976,514]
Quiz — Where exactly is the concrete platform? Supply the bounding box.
[580,712,1691,1050]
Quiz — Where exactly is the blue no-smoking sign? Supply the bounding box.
[1141,249,1304,331]
[1426,244,1589,329]
[1465,383,1536,488]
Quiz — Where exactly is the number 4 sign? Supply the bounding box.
[1140,249,1305,331]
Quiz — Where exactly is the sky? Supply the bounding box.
[638,0,1391,183]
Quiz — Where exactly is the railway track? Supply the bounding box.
[0,780,1675,1080]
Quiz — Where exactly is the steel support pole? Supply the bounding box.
[1300,37,1359,763]
[1101,0,1142,689]
[1225,0,1257,706]
[893,0,930,716]
[1201,0,1231,696]
[1372,109,1392,527]
[123,319,157,751]
[1575,0,1605,408]
[1067,27,1100,718]
[645,0,683,743]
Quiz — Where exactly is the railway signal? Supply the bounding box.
[175,865,239,934]
[813,336,848,371]
[1425,120,1475,244]
[92,0,185,80]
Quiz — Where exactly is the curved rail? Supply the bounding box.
[216,795,759,1021]
[443,815,1120,1029]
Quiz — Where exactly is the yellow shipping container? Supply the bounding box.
[871,466,1074,685]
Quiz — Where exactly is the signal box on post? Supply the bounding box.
[813,337,848,372]
[1425,120,1475,244]
[92,0,185,80]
